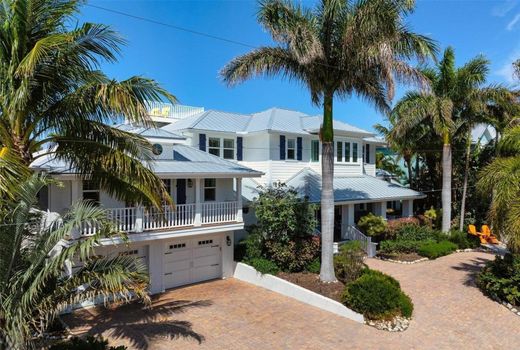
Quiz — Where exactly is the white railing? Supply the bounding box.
[202,201,237,224]
[343,225,377,257]
[146,101,204,119]
[80,202,239,236]
[143,204,195,231]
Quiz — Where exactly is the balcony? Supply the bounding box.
[81,201,241,236]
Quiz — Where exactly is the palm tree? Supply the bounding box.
[220,0,436,282]
[0,0,175,206]
[392,47,515,232]
[478,126,520,253]
[0,174,150,349]
[514,59,520,80]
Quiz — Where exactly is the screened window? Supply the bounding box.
[287,138,296,160]
[353,143,358,162]
[223,138,235,159]
[345,142,351,162]
[82,180,100,204]
[208,138,221,157]
[311,140,319,162]
[336,141,343,162]
[204,178,216,201]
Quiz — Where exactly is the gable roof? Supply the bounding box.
[161,107,374,137]
[286,168,425,203]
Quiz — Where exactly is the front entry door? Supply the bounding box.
[176,179,186,205]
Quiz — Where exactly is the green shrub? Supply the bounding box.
[395,224,440,242]
[246,257,280,275]
[361,268,400,289]
[265,236,320,272]
[424,207,441,228]
[49,336,127,350]
[334,242,366,284]
[446,230,480,249]
[385,217,420,239]
[341,271,413,320]
[306,257,320,274]
[357,213,387,239]
[418,240,457,259]
[477,254,520,306]
[379,239,429,254]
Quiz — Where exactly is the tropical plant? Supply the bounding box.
[0,175,150,349]
[477,253,520,306]
[0,0,175,206]
[477,126,520,253]
[375,152,406,184]
[392,47,516,232]
[357,213,387,239]
[221,0,437,282]
[514,59,520,80]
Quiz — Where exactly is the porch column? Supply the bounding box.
[375,201,387,220]
[402,199,413,217]
[236,178,243,222]
[194,178,202,226]
[347,203,355,226]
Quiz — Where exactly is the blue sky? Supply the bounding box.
[79,0,520,132]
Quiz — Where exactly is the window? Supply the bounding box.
[152,143,163,155]
[336,141,343,162]
[223,138,235,159]
[82,180,100,204]
[208,138,220,157]
[287,138,296,160]
[311,140,319,162]
[204,178,216,201]
[345,142,351,162]
[365,144,370,163]
[208,137,235,159]
[352,143,358,162]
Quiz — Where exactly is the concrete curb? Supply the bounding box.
[233,262,365,323]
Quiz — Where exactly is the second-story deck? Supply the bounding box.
[81,201,241,236]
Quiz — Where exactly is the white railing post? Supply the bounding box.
[135,206,144,232]
[236,178,243,223]
[194,178,202,226]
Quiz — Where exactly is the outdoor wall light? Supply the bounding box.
[226,235,232,246]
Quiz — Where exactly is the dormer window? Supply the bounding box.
[287,138,296,160]
[208,138,221,157]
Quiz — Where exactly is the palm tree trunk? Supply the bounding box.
[441,134,452,233]
[405,157,413,188]
[459,133,472,231]
[320,91,336,282]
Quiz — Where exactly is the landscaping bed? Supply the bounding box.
[378,252,424,262]
[277,272,344,302]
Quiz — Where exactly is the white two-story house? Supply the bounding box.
[160,103,425,243]
[32,102,424,293]
[31,115,263,294]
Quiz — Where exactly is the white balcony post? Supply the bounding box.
[135,206,144,232]
[375,201,387,220]
[236,178,243,222]
[194,178,202,226]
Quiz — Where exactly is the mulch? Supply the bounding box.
[277,272,345,302]
[378,252,424,262]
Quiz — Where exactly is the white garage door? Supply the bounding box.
[163,236,222,289]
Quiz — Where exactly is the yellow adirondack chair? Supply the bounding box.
[481,225,499,244]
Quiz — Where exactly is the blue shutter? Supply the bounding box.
[297,137,303,160]
[199,134,206,152]
[237,137,243,161]
[279,135,286,160]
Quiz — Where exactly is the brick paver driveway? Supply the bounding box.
[64,251,520,349]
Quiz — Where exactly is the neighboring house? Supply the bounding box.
[32,102,424,293]
[471,123,497,146]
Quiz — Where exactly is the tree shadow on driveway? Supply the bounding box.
[451,256,492,287]
[63,297,212,350]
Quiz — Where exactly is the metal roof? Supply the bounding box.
[286,168,425,203]
[161,107,375,137]
[115,124,185,140]
[30,145,263,177]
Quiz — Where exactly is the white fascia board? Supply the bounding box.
[154,172,264,178]
[331,194,426,205]
[98,223,244,245]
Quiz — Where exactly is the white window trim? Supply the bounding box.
[82,180,100,202]
[334,140,360,164]
[208,137,235,160]
[311,139,320,162]
[286,138,296,160]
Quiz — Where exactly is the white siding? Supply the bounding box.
[49,181,72,214]
[243,133,270,161]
